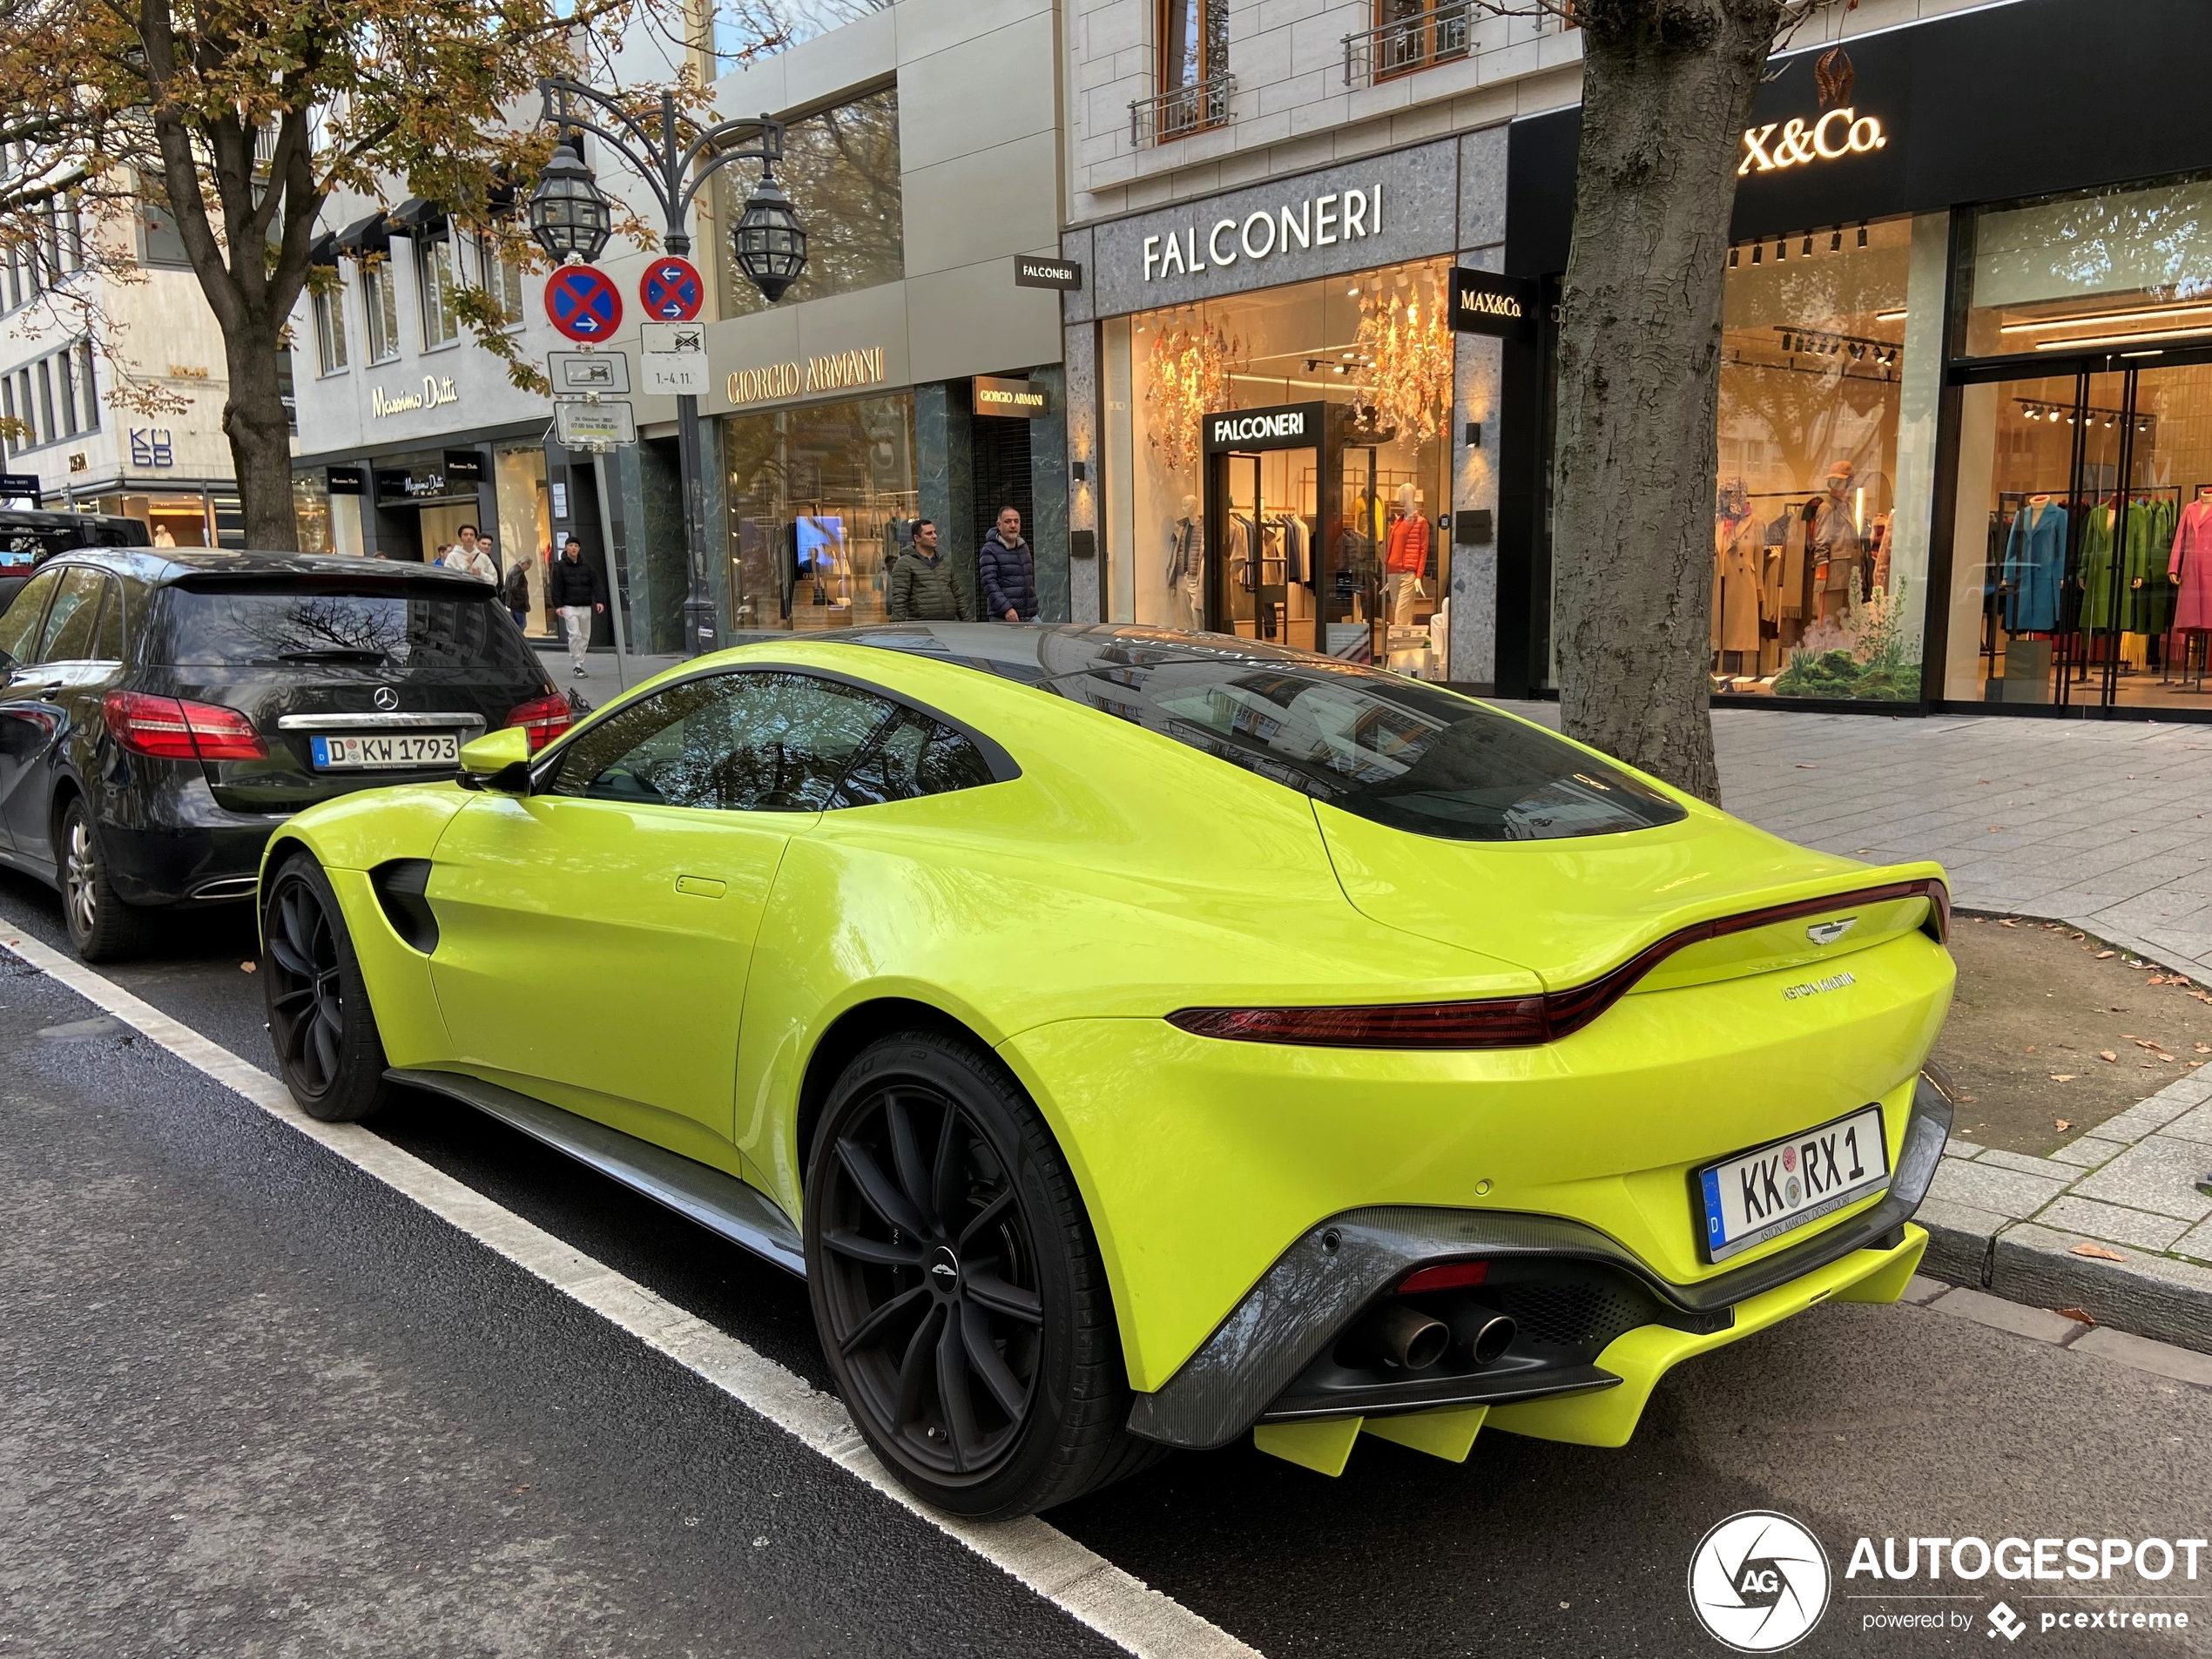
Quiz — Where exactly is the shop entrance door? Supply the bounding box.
[1958,352,2212,711]
[1201,401,1331,650]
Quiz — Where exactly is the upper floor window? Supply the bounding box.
[141,194,192,267]
[710,0,889,77]
[1362,1,1472,85]
[1142,0,1230,144]
[476,233,526,327]
[361,259,401,363]
[314,283,349,374]
[418,233,460,348]
[714,85,900,318]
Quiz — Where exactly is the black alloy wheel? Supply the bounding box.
[261,854,390,1123]
[806,1032,1156,1518]
[819,1079,1042,1479]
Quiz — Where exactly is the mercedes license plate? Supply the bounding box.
[1697,1104,1888,1262]
[309,732,460,771]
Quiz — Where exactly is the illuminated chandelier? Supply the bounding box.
[1352,279,1452,448]
[1144,316,1237,475]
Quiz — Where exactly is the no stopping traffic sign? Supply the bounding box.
[641,257,704,322]
[546,266,623,341]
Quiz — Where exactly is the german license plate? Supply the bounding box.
[309,732,459,770]
[1697,1104,1889,1262]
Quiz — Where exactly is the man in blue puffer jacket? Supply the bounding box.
[979,506,1038,622]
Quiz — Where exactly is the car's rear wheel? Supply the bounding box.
[805,1031,1157,1518]
[58,798,152,963]
[262,853,391,1123]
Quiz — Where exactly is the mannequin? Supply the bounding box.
[1712,480,1761,669]
[1809,459,1863,623]
[1166,494,1204,630]
[2172,483,2212,636]
[1385,482,1428,625]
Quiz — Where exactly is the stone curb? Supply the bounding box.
[1920,1059,2212,1357]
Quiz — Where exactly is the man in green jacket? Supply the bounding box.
[888,519,972,621]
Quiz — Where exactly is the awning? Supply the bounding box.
[307,231,340,269]
[334,211,391,260]
[388,197,448,241]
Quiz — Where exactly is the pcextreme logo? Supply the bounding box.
[1739,107,1888,175]
[1689,1511,1831,1652]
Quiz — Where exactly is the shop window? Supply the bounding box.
[361,259,401,363]
[1103,259,1456,678]
[1143,0,1231,144]
[314,283,349,374]
[1942,176,2212,711]
[714,86,900,319]
[293,472,334,555]
[418,233,460,348]
[1709,213,1946,703]
[720,392,917,633]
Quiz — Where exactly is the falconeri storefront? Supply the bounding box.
[1500,0,2212,718]
[1061,138,1522,684]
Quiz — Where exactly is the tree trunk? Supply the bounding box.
[223,314,300,550]
[1551,0,1783,804]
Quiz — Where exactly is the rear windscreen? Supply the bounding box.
[147,581,542,677]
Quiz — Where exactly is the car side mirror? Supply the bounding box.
[456,725,534,792]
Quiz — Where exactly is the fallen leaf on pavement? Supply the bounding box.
[2054,1118,2073,1131]
[2159,1054,2177,1062]
[1999,917,2018,927]
[2056,1307,2097,1325]
[2100,1051,2119,1062]
[2050,1073,2078,1082]
[2071,1243,2127,1262]
[1795,763,1818,769]
[2096,950,2116,959]
[2025,1045,2037,1054]
[239,961,256,973]
[2133,1038,2160,1049]
[2196,1043,2210,1054]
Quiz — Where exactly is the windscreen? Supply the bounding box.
[146,580,542,678]
[850,628,1687,843]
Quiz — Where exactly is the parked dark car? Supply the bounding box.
[0,549,571,960]
[0,509,151,613]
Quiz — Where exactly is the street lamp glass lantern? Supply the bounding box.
[529,136,611,264]
[732,167,807,302]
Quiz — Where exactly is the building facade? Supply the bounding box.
[1059,0,2212,722]
[0,178,246,545]
[288,0,1074,651]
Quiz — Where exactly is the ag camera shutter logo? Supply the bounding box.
[1688,1511,1831,1651]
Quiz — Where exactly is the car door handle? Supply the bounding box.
[674,874,726,899]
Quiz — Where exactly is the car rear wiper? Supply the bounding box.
[275,648,390,663]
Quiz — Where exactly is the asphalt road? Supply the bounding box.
[3,866,2209,1658]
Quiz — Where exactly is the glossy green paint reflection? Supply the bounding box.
[263,639,1955,1433]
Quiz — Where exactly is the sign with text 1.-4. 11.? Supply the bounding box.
[640,322,709,396]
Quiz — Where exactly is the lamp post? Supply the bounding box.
[530,79,807,657]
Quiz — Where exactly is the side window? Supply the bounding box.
[835,707,999,806]
[0,567,62,666]
[549,671,900,812]
[91,574,123,661]
[34,567,104,663]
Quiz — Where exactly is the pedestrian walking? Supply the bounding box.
[978,506,1037,623]
[887,518,971,622]
[442,525,497,583]
[548,535,607,678]
[500,557,531,631]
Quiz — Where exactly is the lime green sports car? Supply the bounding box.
[258,624,1953,1517]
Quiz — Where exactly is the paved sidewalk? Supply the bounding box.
[1497,703,2212,981]
[529,639,683,706]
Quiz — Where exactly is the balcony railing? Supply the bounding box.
[1130,73,1237,149]
[1344,3,1472,88]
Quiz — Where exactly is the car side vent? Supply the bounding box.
[369,859,438,954]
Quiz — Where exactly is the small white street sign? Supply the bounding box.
[555,400,637,448]
[548,350,631,396]
[641,322,710,396]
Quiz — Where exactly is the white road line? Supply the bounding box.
[1,929,1262,1659]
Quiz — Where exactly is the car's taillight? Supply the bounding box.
[1164,996,1551,1049]
[103,691,267,761]
[1399,1262,1488,1294]
[505,691,572,753]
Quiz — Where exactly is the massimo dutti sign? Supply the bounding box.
[1449,268,1537,340]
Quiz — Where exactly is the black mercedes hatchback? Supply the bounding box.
[0,549,570,960]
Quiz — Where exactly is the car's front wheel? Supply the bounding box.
[58,797,152,963]
[262,853,391,1123]
[805,1030,1156,1518]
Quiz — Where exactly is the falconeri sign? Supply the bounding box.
[1739,107,1889,175]
[1202,401,1325,454]
[1143,185,1386,283]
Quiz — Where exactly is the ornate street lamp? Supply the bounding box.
[534,79,807,658]
[527,135,612,264]
[732,163,806,302]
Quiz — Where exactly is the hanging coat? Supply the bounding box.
[2172,497,2212,632]
[2124,500,2175,637]
[2004,499,2067,635]
[1711,515,1762,654]
[2078,505,2118,633]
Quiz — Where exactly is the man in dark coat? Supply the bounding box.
[889,518,971,622]
[547,535,608,678]
[978,506,1037,623]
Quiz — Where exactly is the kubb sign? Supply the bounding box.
[547,266,623,341]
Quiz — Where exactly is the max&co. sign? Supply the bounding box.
[1739,107,1889,175]
[1448,268,1537,341]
